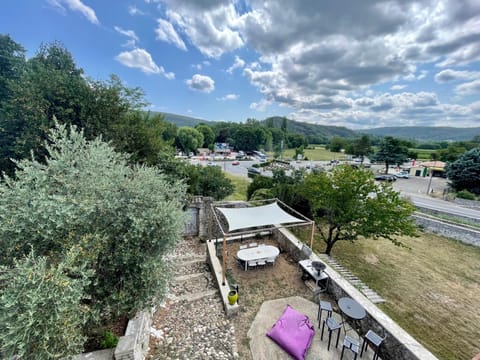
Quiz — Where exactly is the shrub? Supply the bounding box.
[0,249,93,359]
[101,331,119,349]
[456,190,476,200]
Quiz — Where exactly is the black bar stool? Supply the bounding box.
[341,335,360,360]
[321,317,341,351]
[317,300,333,328]
[361,329,385,360]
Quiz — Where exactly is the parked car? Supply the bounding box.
[394,171,409,179]
[207,162,219,167]
[247,167,261,174]
[232,160,240,165]
[374,174,397,181]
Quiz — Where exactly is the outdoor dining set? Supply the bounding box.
[318,296,386,360]
[235,242,280,270]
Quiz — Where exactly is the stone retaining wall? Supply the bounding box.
[413,214,480,247]
[272,226,438,360]
[73,311,152,360]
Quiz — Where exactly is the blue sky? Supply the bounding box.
[1,0,480,129]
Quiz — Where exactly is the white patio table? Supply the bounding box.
[237,245,280,271]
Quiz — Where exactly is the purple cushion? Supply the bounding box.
[266,305,315,360]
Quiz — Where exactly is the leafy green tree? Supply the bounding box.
[176,126,204,154]
[445,147,480,195]
[108,111,174,165]
[436,143,468,162]
[287,133,308,148]
[232,126,261,151]
[247,174,274,200]
[300,165,417,255]
[0,123,186,340]
[189,165,234,200]
[352,135,372,163]
[195,124,215,148]
[0,34,25,104]
[373,136,409,174]
[327,136,346,152]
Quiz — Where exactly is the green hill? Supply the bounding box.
[261,116,355,142]
[359,126,480,142]
[156,112,217,127]
[157,112,356,142]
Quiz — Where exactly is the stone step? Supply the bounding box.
[176,258,206,267]
[173,272,206,282]
[173,289,218,302]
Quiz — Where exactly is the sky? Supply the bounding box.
[1,0,480,129]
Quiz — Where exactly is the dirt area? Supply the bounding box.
[223,236,333,359]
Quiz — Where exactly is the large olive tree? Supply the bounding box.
[0,123,186,358]
[300,165,417,255]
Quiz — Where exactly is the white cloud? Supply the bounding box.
[155,0,480,127]
[114,26,139,48]
[186,74,215,93]
[128,5,145,16]
[435,69,480,83]
[455,79,480,96]
[227,56,245,73]
[48,0,99,24]
[250,98,272,111]
[155,19,187,51]
[115,48,175,79]
[217,94,239,101]
[164,3,244,58]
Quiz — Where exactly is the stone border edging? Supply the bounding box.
[206,239,240,317]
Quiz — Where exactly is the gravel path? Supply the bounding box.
[147,237,239,360]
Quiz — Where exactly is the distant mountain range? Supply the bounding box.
[159,112,356,141]
[358,126,480,142]
[158,112,480,142]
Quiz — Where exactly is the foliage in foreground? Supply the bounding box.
[300,165,417,255]
[0,249,92,359]
[0,123,186,358]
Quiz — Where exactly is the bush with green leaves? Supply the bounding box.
[0,248,92,359]
[0,122,186,356]
[445,147,480,195]
[456,190,476,200]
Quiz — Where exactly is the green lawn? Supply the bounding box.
[224,173,250,201]
[412,148,435,161]
[300,230,480,360]
[280,146,347,161]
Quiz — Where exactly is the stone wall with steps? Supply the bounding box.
[317,254,385,304]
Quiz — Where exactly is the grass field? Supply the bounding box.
[307,231,480,360]
[412,148,435,161]
[224,173,250,201]
[280,146,347,161]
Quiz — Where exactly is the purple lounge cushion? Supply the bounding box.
[266,305,315,360]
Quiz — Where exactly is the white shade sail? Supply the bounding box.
[216,202,308,233]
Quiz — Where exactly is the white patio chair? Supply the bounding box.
[266,257,275,266]
[247,260,257,270]
[249,242,258,248]
[256,259,267,268]
[239,244,247,249]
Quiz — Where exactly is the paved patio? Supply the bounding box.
[248,296,368,360]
